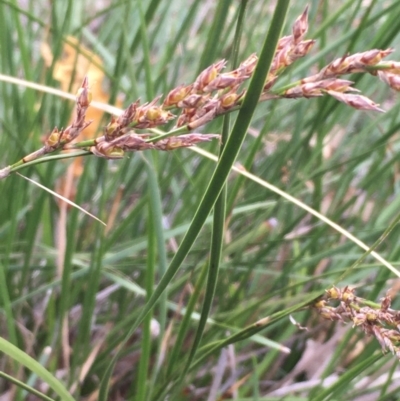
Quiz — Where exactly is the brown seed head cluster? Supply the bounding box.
[3,7,400,177]
[48,79,92,150]
[90,133,220,159]
[90,8,316,159]
[265,6,315,90]
[288,48,400,111]
[314,286,400,359]
[18,78,93,166]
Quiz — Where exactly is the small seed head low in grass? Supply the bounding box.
[314,287,400,359]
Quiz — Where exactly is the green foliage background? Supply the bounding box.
[1,0,400,400]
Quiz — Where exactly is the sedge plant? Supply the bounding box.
[2,2,400,401]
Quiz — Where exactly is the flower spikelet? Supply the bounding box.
[193,60,227,93]
[104,101,139,141]
[314,287,400,360]
[154,134,220,151]
[327,91,385,112]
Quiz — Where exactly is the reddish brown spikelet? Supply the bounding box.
[203,72,245,92]
[176,108,196,127]
[342,286,356,303]
[275,35,292,53]
[263,74,279,91]
[381,295,392,311]
[238,53,258,76]
[218,88,244,110]
[116,101,139,127]
[133,96,175,129]
[327,91,385,112]
[284,79,355,98]
[355,48,393,65]
[312,49,393,81]
[163,84,193,107]
[104,101,139,140]
[187,108,216,130]
[91,134,155,158]
[372,326,386,349]
[46,127,61,148]
[193,60,226,92]
[111,134,155,151]
[104,117,121,141]
[154,133,220,150]
[292,5,309,44]
[325,286,341,300]
[377,71,400,91]
[288,39,315,63]
[76,76,92,108]
[90,143,125,159]
[177,93,208,109]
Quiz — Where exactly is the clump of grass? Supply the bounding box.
[2,3,400,401]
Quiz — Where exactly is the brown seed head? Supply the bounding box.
[104,118,121,140]
[177,93,208,109]
[292,5,309,44]
[46,127,61,148]
[314,299,326,309]
[176,108,196,127]
[326,286,341,300]
[219,89,244,110]
[118,101,139,126]
[238,53,258,76]
[203,72,245,92]
[342,286,356,303]
[276,35,292,53]
[187,108,216,130]
[355,48,393,66]
[289,39,315,62]
[163,84,193,107]
[98,134,155,154]
[377,71,400,91]
[76,87,92,108]
[90,143,125,159]
[76,76,92,108]
[381,295,392,311]
[194,60,226,92]
[113,134,155,151]
[327,91,385,112]
[365,310,378,322]
[154,133,220,150]
[352,313,366,326]
[133,96,174,128]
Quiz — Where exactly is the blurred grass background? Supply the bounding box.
[1,0,400,400]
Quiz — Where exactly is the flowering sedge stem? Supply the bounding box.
[2,9,400,178]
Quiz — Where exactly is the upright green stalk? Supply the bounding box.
[98,2,291,399]
[175,0,250,391]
